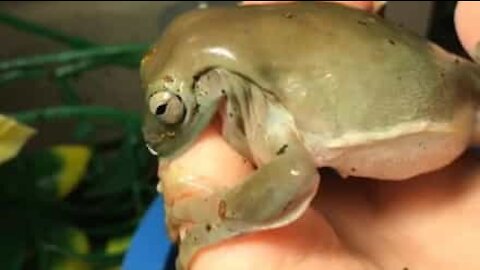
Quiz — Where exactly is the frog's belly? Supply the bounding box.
[301,107,475,180]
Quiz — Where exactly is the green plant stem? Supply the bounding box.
[0,44,148,71]
[55,77,81,105]
[0,12,146,68]
[0,69,47,86]
[13,106,141,129]
[0,12,95,48]
[54,60,101,78]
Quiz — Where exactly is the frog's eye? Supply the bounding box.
[149,91,185,124]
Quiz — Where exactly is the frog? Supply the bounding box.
[140,2,480,269]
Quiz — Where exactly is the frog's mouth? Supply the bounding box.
[216,99,228,131]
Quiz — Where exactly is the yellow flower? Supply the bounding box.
[0,114,36,165]
[50,145,92,198]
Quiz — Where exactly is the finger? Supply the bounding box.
[454,1,480,61]
[241,1,376,12]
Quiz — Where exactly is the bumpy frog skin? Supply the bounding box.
[141,3,480,269]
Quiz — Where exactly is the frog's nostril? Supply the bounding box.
[156,104,168,115]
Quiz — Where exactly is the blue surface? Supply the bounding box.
[122,196,175,270]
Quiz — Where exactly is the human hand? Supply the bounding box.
[159,2,480,269]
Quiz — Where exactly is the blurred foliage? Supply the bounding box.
[0,11,158,270]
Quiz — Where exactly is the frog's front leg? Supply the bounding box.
[167,69,320,269]
[174,138,319,270]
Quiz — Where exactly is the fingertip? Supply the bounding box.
[454,1,480,60]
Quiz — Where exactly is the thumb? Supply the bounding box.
[455,1,480,61]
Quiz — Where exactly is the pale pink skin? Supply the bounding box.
[159,2,480,269]
[455,1,480,59]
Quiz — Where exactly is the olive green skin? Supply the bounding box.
[141,3,480,269]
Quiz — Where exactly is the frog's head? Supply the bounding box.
[142,71,223,159]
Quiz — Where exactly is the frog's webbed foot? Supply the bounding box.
[173,141,319,270]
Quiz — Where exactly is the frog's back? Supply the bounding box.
[151,2,471,135]
[145,3,478,180]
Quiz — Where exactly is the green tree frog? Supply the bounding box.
[140,2,480,269]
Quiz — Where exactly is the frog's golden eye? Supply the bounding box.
[149,91,185,124]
